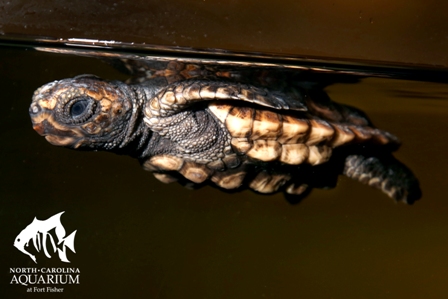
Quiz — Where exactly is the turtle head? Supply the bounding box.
[30,75,135,151]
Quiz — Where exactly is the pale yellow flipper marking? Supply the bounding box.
[179,162,213,184]
[330,125,355,147]
[153,173,178,184]
[211,171,247,189]
[306,119,335,146]
[143,155,184,172]
[250,110,281,140]
[225,107,254,138]
[279,144,309,165]
[249,172,290,193]
[207,103,233,123]
[230,138,252,154]
[277,115,309,144]
[307,145,332,165]
[246,140,282,162]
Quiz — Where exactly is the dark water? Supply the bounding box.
[1,45,448,298]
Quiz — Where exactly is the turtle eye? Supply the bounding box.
[70,99,89,117]
[65,97,96,123]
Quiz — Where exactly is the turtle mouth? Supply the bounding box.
[32,119,82,148]
[32,122,46,136]
[45,135,81,148]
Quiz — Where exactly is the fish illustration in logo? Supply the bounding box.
[14,211,77,263]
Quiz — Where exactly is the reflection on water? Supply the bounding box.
[1,45,448,299]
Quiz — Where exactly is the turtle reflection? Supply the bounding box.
[29,57,421,204]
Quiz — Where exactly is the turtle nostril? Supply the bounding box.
[30,104,40,114]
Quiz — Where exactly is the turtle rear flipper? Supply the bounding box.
[343,154,421,204]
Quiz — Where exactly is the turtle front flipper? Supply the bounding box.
[141,79,307,167]
[343,154,421,204]
[143,79,307,122]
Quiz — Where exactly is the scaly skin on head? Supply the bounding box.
[29,75,150,155]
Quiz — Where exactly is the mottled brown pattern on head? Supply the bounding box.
[92,114,111,128]
[84,82,122,103]
[39,117,84,148]
[99,99,112,112]
[82,122,101,134]
[112,106,123,118]
[30,76,137,151]
[37,94,58,111]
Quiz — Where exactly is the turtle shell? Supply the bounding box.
[29,49,421,203]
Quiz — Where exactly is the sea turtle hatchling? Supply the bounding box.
[29,54,421,203]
